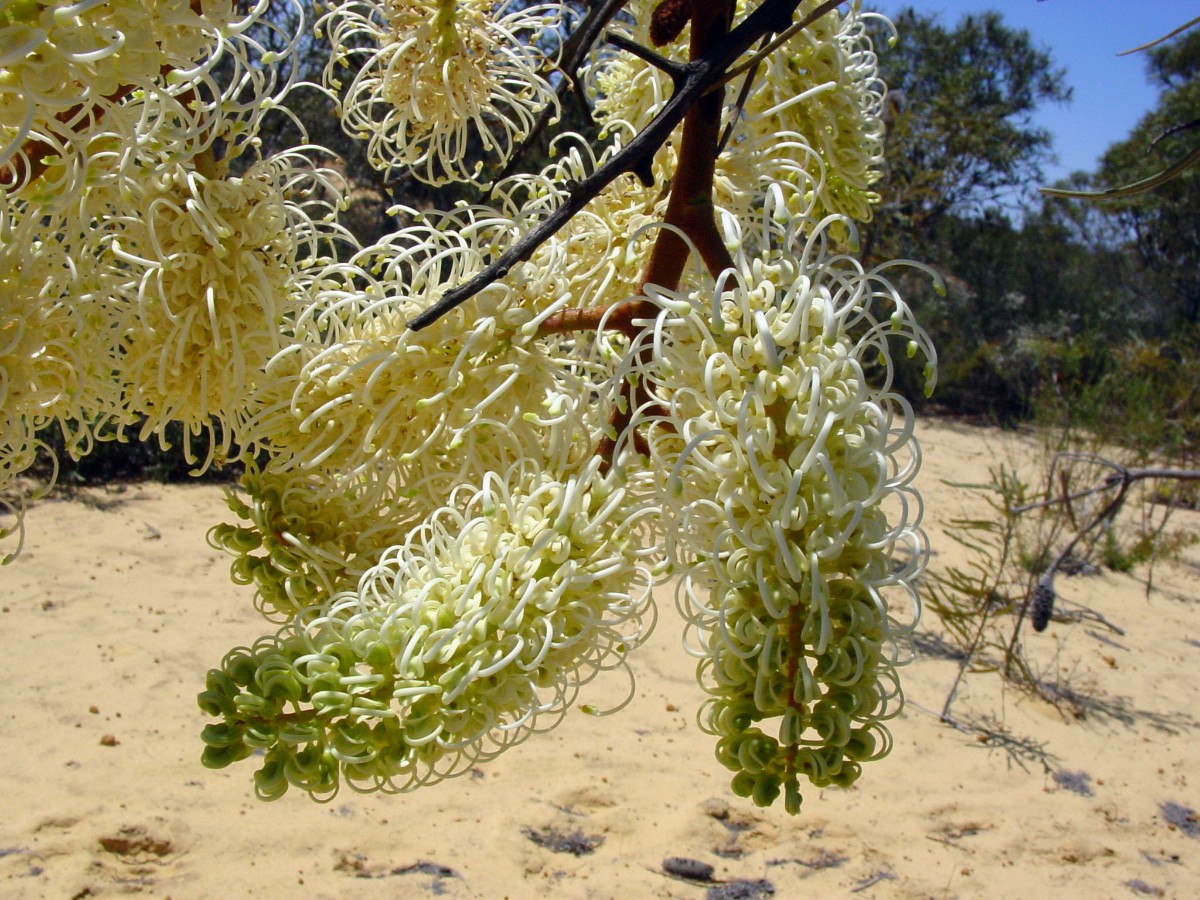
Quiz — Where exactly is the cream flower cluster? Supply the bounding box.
[622,204,935,812]
[0,0,316,561]
[0,144,348,537]
[1,1,198,163]
[240,207,601,508]
[200,460,657,800]
[742,0,890,226]
[0,199,96,558]
[99,152,346,468]
[321,0,561,184]
[0,0,940,815]
[190,4,934,812]
[208,462,418,623]
[204,193,617,627]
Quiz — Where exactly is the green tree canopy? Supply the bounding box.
[865,7,1070,260]
[1092,25,1200,326]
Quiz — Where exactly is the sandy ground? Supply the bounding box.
[1,418,1198,899]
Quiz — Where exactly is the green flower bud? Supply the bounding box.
[201,742,252,770]
[278,723,322,746]
[784,777,803,816]
[254,751,291,801]
[234,692,279,720]
[751,771,782,808]
[201,722,245,749]
[735,729,780,775]
[812,702,851,747]
[830,760,861,789]
[257,656,304,702]
[779,706,806,747]
[197,670,240,717]
[222,653,259,688]
[731,769,757,799]
[845,726,877,762]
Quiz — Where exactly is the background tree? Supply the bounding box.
[1088,26,1200,327]
[863,7,1070,263]
[858,7,1072,417]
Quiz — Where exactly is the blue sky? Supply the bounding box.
[869,1,1197,195]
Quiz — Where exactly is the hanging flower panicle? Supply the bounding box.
[740,0,890,226]
[189,4,936,813]
[621,200,936,812]
[209,461,419,622]
[99,150,350,471]
[588,0,887,235]
[0,0,304,200]
[0,0,939,815]
[199,459,659,800]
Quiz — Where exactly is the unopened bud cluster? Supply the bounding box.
[629,206,934,811]
[201,462,655,798]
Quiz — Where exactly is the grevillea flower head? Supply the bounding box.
[738,0,889,227]
[1,0,180,162]
[321,0,561,184]
[588,1,888,234]
[101,150,346,470]
[199,458,658,800]
[585,0,675,135]
[492,131,670,319]
[0,201,81,558]
[620,195,936,812]
[243,210,604,511]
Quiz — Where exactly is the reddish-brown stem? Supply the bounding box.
[639,0,737,293]
[538,7,742,345]
[597,2,736,471]
[535,298,667,341]
[541,0,738,350]
[535,305,612,339]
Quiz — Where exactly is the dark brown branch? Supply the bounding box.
[606,33,687,80]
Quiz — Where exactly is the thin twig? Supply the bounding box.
[1150,118,1200,151]
[606,33,688,79]
[941,509,1017,720]
[1011,461,1200,514]
[1039,144,1200,201]
[717,37,767,155]
[1118,15,1200,55]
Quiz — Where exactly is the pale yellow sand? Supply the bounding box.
[1,419,1198,899]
